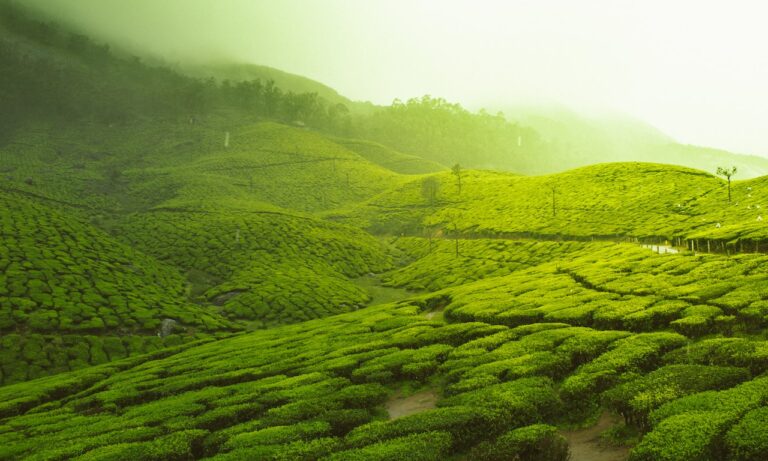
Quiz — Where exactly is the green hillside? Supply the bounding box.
[334,162,768,248]
[0,189,236,385]
[5,2,768,460]
[3,243,768,460]
[331,138,446,175]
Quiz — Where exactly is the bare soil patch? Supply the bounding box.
[385,389,438,419]
[561,412,630,461]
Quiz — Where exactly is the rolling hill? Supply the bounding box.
[4,3,768,461]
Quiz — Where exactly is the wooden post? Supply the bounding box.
[551,186,556,217]
[707,240,711,253]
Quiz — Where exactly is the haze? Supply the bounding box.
[23,0,768,156]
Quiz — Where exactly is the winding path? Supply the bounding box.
[561,412,630,461]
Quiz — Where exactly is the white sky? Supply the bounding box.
[25,0,768,156]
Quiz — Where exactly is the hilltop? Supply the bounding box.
[333,162,768,248]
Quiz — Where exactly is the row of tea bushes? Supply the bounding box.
[383,237,593,291]
[0,333,214,386]
[0,301,560,459]
[440,243,768,336]
[630,376,768,461]
[115,209,391,324]
[0,190,233,335]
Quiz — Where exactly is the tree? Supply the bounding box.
[421,176,440,205]
[452,163,463,194]
[716,166,737,203]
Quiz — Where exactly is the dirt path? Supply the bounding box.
[561,412,630,461]
[385,390,438,419]
[353,274,418,306]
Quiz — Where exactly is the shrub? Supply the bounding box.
[468,424,569,461]
[224,420,332,450]
[345,406,497,450]
[323,431,452,461]
[603,364,749,430]
[75,429,208,461]
[725,407,768,461]
[628,411,734,461]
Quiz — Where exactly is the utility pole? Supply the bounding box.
[454,223,460,258]
[550,185,557,217]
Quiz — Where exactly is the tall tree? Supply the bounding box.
[451,163,463,195]
[716,166,737,203]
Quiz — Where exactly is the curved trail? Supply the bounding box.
[561,412,630,461]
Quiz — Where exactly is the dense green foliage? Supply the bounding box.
[5,3,768,460]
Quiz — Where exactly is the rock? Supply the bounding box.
[160,318,178,338]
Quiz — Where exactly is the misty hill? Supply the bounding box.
[184,62,377,115]
[8,0,767,179]
[501,106,768,177]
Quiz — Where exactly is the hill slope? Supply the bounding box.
[2,243,768,460]
[333,162,768,247]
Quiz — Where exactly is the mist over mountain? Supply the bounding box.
[8,0,767,178]
[17,0,768,158]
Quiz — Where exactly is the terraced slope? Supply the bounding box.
[0,190,236,385]
[335,162,768,251]
[439,243,768,335]
[114,210,391,326]
[3,242,768,460]
[136,123,405,213]
[334,163,722,237]
[383,237,594,291]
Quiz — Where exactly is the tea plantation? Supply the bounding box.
[2,253,768,460]
[6,125,768,459]
[5,5,768,458]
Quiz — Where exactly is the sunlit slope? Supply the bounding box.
[331,138,446,175]
[383,237,594,291]
[684,174,768,243]
[0,190,235,385]
[3,244,768,459]
[439,242,768,333]
[135,123,406,213]
[334,162,765,240]
[0,120,406,214]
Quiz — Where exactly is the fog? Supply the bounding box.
[22,0,768,156]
